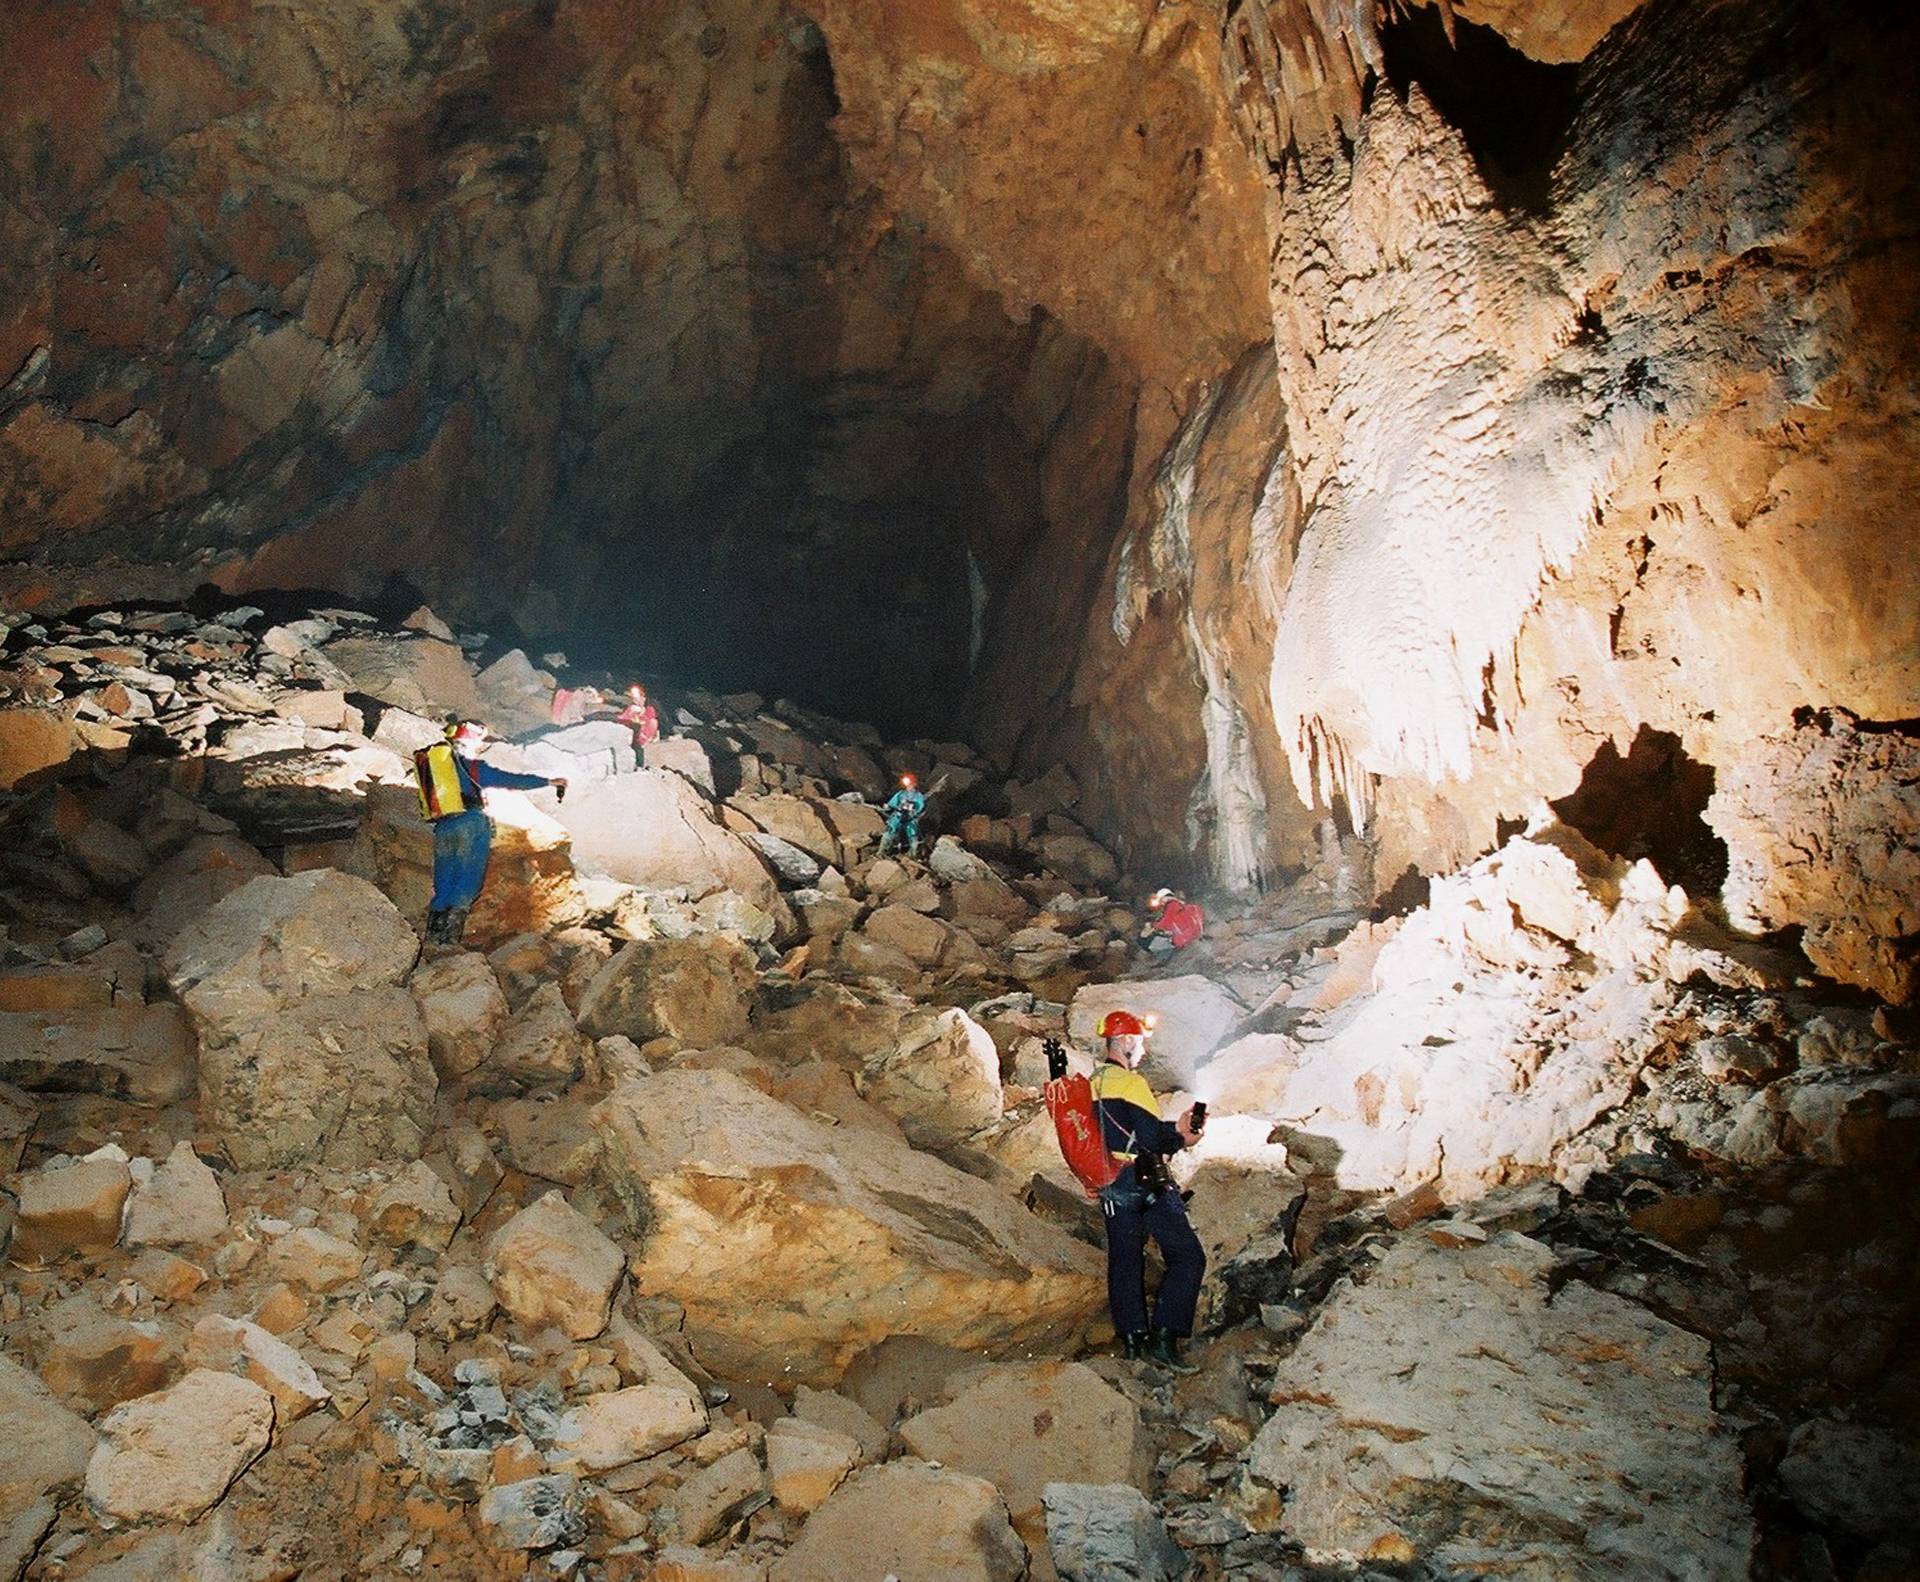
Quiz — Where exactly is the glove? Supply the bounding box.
[552,778,569,803]
[1043,1037,1068,1081]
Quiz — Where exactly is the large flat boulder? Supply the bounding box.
[592,1070,1103,1385]
[770,1462,1026,1582]
[557,770,782,915]
[1247,1233,1754,1577]
[163,872,436,1167]
[84,1370,274,1524]
[899,1362,1147,1541]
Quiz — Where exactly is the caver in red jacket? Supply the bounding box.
[1146,893,1205,949]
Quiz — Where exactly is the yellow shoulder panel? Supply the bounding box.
[1090,1064,1162,1118]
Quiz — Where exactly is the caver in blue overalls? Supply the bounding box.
[419,724,567,947]
[877,775,926,858]
[1089,1009,1206,1371]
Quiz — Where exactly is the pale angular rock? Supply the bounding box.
[766,1418,859,1514]
[84,1370,274,1523]
[164,872,436,1167]
[861,903,950,967]
[592,1070,1102,1384]
[12,1154,131,1263]
[477,1474,586,1551]
[900,1362,1147,1531]
[551,1384,707,1471]
[489,981,592,1087]
[576,935,757,1048]
[407,949,509,1077]
[485,1191,625,1340]
[188,1314,330,1422]
[1044,1483,1189,1582]
[322,632,482,719]
[859,1006,1004,1148]
[270,1226,363,1291]
[0,1354,95,1578]
[1247,1236,1753,1577]
[123,1141,227,1247]
[162,870,418,1027]
[792,1386,889,1463]
[928,835,996,883]
[560,771,784,916]
[475,647,556,735]
[770,1461,1026,1582]
[369,1158,463,1251]
[672,1445,766,1543]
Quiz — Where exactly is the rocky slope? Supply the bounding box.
[2,595,1914,1579]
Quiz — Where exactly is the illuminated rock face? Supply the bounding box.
[3,0,1916,990]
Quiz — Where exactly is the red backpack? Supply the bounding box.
[1044,1056,1124,1199]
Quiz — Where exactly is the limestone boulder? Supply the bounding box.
[11,1153,131,1264]
[558,771,784,917]
[84,1370,274,1523]
[198,987,436,1169]
[321,632,482,719]
[408,949,509,1077]
[577,935,757,1049]
[551,1384,707,1472]
[770,1462,1026,1582]
[861,903,951,967]
[369,1159,463,1252]
[592,1069,1103,1384]
[485,1191,625,1341]
[1246,1234,1754,1577]
[28,1294,174,1410]
[1044,1483,1190,1582]
[488,981,592,1088]
[766,1418,860,1515]
[123,1140,227,1247]
[0,1355,95,1579]
[474,648,556,735]
[671,1445,766,1543]
[859,1006,1004,1149]
[161,864,436,1167]
[730,793,842,867]
[129,834,276,946]
[163,870,418,1026]
[187,1315,330,1422]
[899,1362,1148,1538]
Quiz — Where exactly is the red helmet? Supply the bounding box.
[1100,1010,1148,1039]
[628,684,646,700]
[1147,888,1174,911]
[900,773,917,788]
[447,720,487,748]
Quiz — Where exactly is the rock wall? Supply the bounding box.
[0,0,1256,729]
[1015,0,1919,998]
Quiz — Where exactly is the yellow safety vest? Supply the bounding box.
[413,742,469,820]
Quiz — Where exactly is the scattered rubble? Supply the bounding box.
[0,596,1911,1579]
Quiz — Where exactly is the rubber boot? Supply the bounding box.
[1146,1328,1198,1374]
[424,909,450,945]
[1120,1331,1149,1362]
[442,906,470,946]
